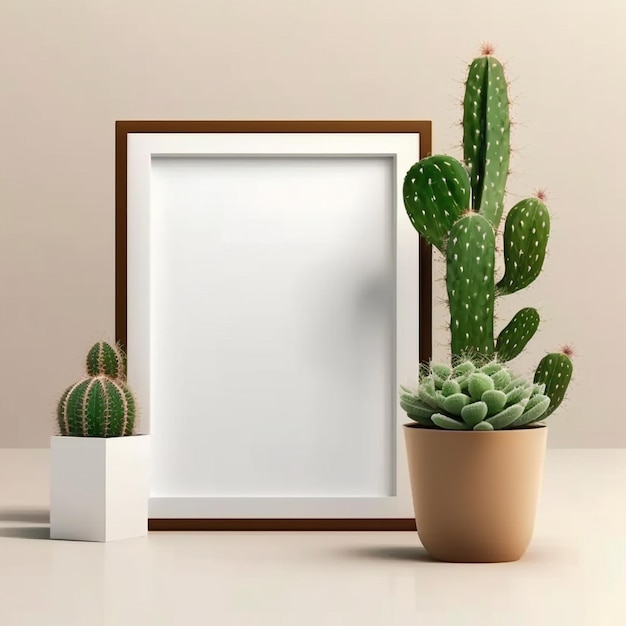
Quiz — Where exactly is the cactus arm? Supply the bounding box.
[534,352,573,417]
[496,307,540,362]
[446,214,496,358]
[403,155,471,252]
[463,55,510,228]
[497,198,550,295]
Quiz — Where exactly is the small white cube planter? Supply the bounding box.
[50,435,150,542]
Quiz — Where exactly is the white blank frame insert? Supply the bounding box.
[116,121,432,528]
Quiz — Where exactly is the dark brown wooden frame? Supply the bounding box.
[115,120,432,531]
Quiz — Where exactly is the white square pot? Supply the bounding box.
[50,435,150,542]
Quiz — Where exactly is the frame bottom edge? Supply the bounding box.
[148,518,417,531]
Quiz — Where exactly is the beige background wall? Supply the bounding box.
[0,0,622,447]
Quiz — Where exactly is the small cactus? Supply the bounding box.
[401,359,551,430]
[400,45,573,425]
[56,342,136,437]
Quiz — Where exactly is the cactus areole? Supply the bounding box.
[401,48,573,430]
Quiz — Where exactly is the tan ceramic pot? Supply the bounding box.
[404,423,547,563]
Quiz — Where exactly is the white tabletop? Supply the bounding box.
[0,448,623,626]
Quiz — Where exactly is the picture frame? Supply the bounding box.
[115,121,432,530]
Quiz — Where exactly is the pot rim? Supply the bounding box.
[402,422,547,432]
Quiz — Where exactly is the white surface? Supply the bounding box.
[127,132,420,517]
[49,436,150,542]
[1,448,626,625]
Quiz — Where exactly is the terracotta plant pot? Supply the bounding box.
[403,423,547,563]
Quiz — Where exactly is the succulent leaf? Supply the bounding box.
[432,363,452,380]
[468,372,495,400]
[490,368,512,389]
[431,414,471,430]
[479,361,503,376]
[461,401,488,427]
[508,394,551,428]
[442,379,462,397]
[452,360,475,377]
[443,393,472,416]
[506,384,533,405]
[400,395,436,419]
[481,389,507,415]
[485,402,525,429]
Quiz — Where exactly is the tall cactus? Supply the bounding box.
[402,45,572,423]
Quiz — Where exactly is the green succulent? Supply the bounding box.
[401,359,557,431]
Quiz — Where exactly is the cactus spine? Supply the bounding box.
[57,341,136,437]
[401,46,573,427]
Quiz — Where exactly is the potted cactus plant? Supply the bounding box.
[50,341,150,542]
[401,46,573,562]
